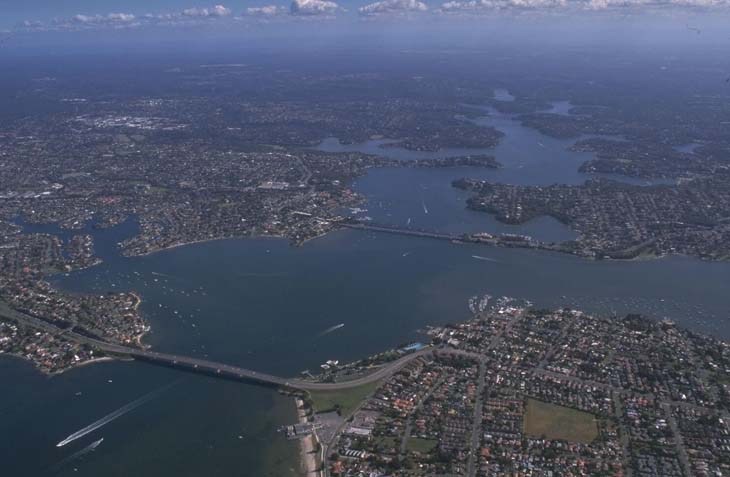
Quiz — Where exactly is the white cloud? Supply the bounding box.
[71,14,94,23]
[359,0,430,14]
[653,0,727,5]
[290,0,342,15]
[585,0,730,8]
[108,13,137,22]
[440,0,567,11]
[439,0,730,10]
[182,5,232,17]
[21,20,44,28]
[245,5,289,15]
[19,5,239,32]
[14,0,730,32]
[70,13,136,24]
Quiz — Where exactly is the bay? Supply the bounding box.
[1,96,728,477]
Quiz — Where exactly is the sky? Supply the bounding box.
[1,0,730,51]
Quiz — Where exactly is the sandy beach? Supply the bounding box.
[295,398,320,477]
[48,356,115,376]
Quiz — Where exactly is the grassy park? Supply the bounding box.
[308,381,382,417]
[406,437,439,454]
[523,398,598,444]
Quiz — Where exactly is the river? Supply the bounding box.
[1,96,728,477]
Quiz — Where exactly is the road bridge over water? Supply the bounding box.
[3,299,477,392]
[94,340,442,391]
[341,222,464,242]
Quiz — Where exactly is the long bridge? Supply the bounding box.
[340,221,538,248]
[95,340,437,391]
[341,222,464,242]
[2,275,477,393]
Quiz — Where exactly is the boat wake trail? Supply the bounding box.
[472,255,499,263]
[318,323,345,337]
[51,438,104,472]
[56,381,177,448]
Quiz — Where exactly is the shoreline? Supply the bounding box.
[122,225,729,263]
[54,356,115,375]
[117,227,337,259]
[0,352,116,377]
[56,211,727,266]
[295,397,321,477]
[0,287,148,377]
[129,291,152,349]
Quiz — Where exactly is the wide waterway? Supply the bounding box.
[319,101,671,240]
[1,96,729,477]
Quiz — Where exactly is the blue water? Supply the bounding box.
[2,96,729,477]
[14,216,140,262]
[319,101,670,242]
[4,219,730,477]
